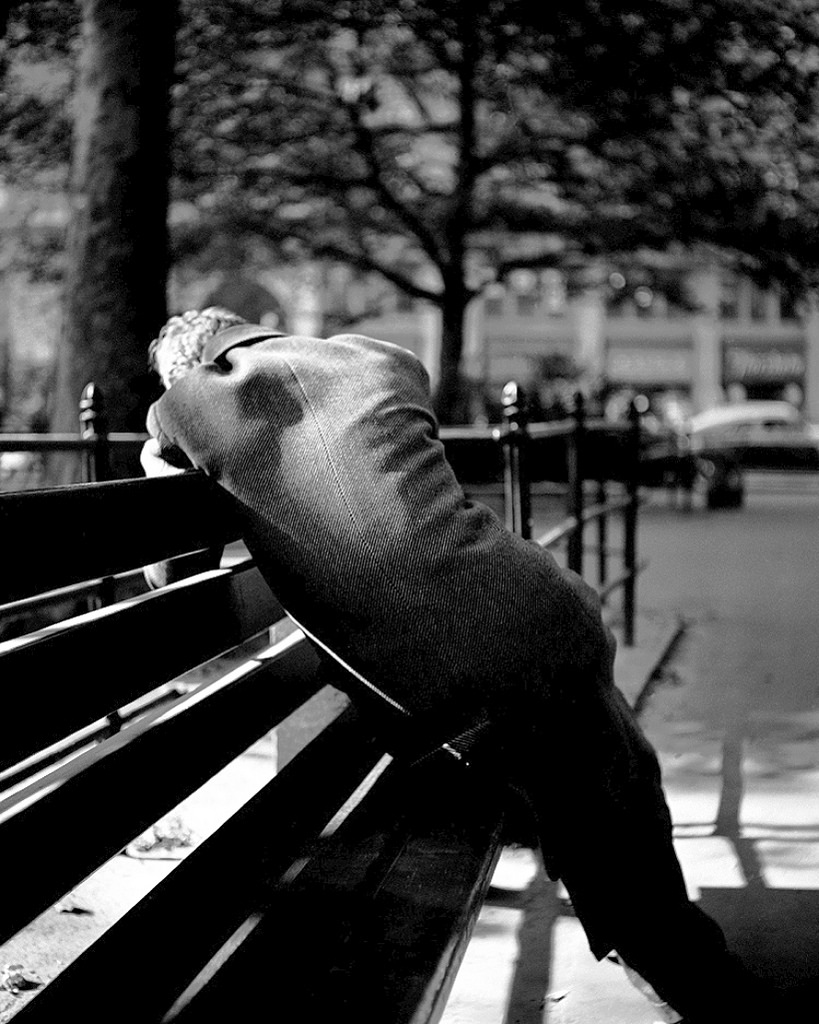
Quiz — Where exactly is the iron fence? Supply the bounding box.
[1,379,646,643]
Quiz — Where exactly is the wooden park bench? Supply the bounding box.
[0,382,645,1022]
[0,463,516,1023]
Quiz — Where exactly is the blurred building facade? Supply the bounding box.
[3,246,818,429]
[345,263,819,425]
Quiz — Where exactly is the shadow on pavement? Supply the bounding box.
[698,725,819,991]
[662,712,819,995]
[699,884,819,990]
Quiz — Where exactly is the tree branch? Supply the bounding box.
[341,93,447,266]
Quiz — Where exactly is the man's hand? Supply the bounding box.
[140,438,188,478]
[140,437,223,589]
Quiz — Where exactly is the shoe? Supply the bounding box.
[611,955,683,1023]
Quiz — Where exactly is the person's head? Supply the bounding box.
[149,307,247,389]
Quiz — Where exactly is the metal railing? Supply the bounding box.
[0,383,145,485]
[440,383,645,645]
[1,379,645,644]
[0,384,148,620]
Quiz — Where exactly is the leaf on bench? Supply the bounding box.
[123,814,198,861]
[54,893,94,916]
[0,964,43,994]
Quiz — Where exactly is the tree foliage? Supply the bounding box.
[1,1,75,179]
[1,1,75,286]
[170,0,819,417]
[3,0,819,423]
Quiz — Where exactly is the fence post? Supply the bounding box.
[501,381,532,540]
[596,477,608,598]
[622,396,644,646]
[566,391,585,574]
[78,382,117,733]
[78,382,110,483]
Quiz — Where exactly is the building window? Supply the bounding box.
[779,285,801,322]
[750,284,767,322]
[719,275,740,320]
[516,294,539,316]
[485,296,504,318]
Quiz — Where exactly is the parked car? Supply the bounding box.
[686,400,819,473]
[664,400,819,510]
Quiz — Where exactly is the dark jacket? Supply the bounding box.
[146,327,614,735]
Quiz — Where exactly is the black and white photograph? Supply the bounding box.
[1,2,818,1021]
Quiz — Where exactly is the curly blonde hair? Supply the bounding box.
[148,307,247,389]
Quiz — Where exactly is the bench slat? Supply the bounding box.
[0,630,329,947]
[0,473,237,604]
[0,564,282,771]
[146,753,506,1024]
[315,758,506,1024]
[9,708,390,1023]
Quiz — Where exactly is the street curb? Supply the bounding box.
[632,616,689,716]
[611,613,689,710]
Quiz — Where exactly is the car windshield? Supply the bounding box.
[688,401,801,434]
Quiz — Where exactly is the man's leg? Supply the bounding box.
[496,683,782,1023]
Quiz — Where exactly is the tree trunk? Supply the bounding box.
[433,3,478,427]
[51,0,177,477]
[433,272,470,424]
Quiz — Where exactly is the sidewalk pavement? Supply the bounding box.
[0,609,682,1023]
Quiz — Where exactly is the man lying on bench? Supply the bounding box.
[142,306,791,1024]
